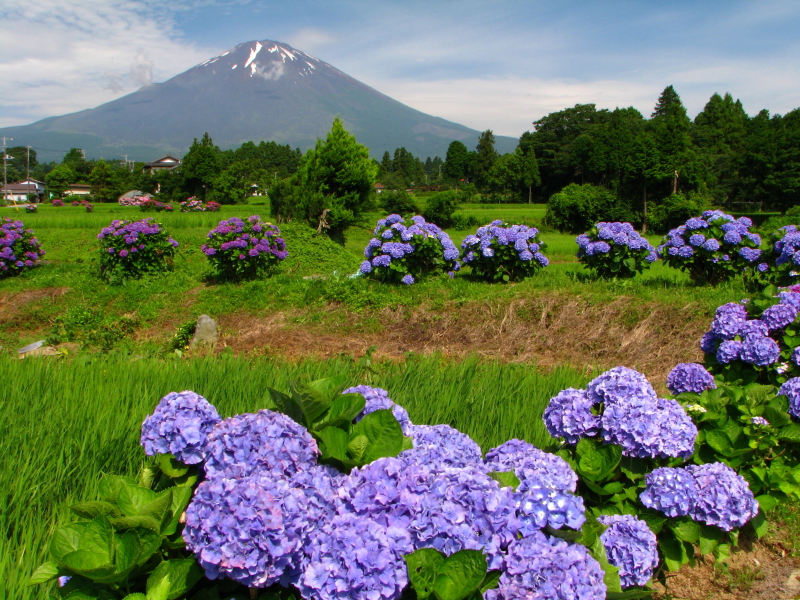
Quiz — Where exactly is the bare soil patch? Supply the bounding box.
[0,287,69,321]
[218,295,708,383]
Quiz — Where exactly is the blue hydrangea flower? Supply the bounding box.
[140,390,221,464]
[344,385,413,435]
[792,346,800,366]
[401,424,483,469]
[686,463,760,531]
[183,475,310,588]
[740,320,769,338]
[761,303,798,331]
[586,367,657,406]
[486,532,606,600]
[639,467,698,517]
[740,336,780,366]
[750,416,770,426]
[700,331,719,354]
[203,409,319,480]
[716,340,743,363]
[484,438,578,492]
[666,363,716,395]
[516,478,586,534]
[543,388,600,445]
[401,274,414,284]
[689,233,706,247]
[778,377,800,419]
[298,512,412,600]
[710,302,747,339]
[598,514,659,588]
[779,291,800,310]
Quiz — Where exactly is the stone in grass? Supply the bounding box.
[190,315,217,348]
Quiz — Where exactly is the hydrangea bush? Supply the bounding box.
[97,218,179,281]
[180,197,221,212]
[460,220,548,282]
[576,221,657,279]
[51,198,65,207]
[359,214,460,285]
[202,216,287,280]
[658,210,763,285]
[0,217,44,277]
[139,198,174,212]
[758,225,800,287]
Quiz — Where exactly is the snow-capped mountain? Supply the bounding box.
[0,40,517,162]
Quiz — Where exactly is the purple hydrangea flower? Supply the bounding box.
[486,532,606,600]
[516,477,586,534]
[298,512,412,600]
[401,424,483,469]
[586,367,657,406]
[779,291,800,310]
[183,475,310,588]
[639,467,698,517]
[543,388,600,445]
[740,335,780,365]
[202,409,319,480]
[778,377,800,418]
[344,385,413,435]
[686,463,760,531]
[761,303,798,331]
[401,274,415,285]
[484,438,578,492]
[689,233,706,247]
[716,340,743,363]
[598,514,659,588]
[750,416,770,426]
[666,363,716,395]
[140,391,221,464]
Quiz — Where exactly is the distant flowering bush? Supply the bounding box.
[360,214,460,284]
[576,221,656,279]
[0,217,44,277]
[460,220,548,282]
[118,195,151,206]
[139,198,173,212]
[96,217,178,280]
[658,210,762,285]
[202,215,287,280]
[180,197,221,212]
[83,201,94,213]
[51,198,64,207]
[25,203,37,213]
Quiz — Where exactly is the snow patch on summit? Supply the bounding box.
[245,42,263,68]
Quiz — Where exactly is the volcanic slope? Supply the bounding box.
[0,40,517,162]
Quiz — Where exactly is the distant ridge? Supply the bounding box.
[0,40,518,162]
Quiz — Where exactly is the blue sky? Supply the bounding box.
[1,0,799,138]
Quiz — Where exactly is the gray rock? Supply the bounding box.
[17,340,45,354]
[18,346,58,359]
[190,315,217,348]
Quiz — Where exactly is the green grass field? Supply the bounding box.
[0,353,591,600]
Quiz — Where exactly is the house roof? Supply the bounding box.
[68,184,91,190]
[0,183,44,192]
[144,155,181,168]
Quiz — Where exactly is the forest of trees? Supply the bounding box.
[9,85,800,233]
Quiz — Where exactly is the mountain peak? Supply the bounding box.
[192,39,326,81]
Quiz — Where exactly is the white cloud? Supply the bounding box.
[286,27,336,55]
[0,0,221,127]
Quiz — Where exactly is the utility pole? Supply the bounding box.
[1,136,12,204]
[26,146,32,203]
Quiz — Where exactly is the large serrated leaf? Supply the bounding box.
[316,426,350,462]
[347,435,369,462]
[141,490,174,533]
[289,381,334,426]
[27,561,62,586]
[433,550,487,600]
[405,549,446,600]
[670,518,700,544]
[268,387,305,425]
[163,485,193,536]
[351,409,405,463]
[779,423,800,441]
[70,501,122,520]
[78,516,114,561]
[117,483,158,518]
[134,528,163,567]
[157,454,189,478]
[705,430,733,455]
[111,515,162,532]
[98,474,137,504]
[588,537,621,594]
[51,523,85,563]
[147,559,204,600]
[314,393,365,431]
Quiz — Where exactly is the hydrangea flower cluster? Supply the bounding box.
[598,514,659,588]
[0,217,44,277]
[343,385,413,434]
[52,198,65,207]
[184,475,310,588]
[118,195,150,206]
[778,377,800,419]
[340,458,518,570]
[576,222,657,279]
[754,225,800,287]
[202,409,319,480]
[140,391,221,464]
[180,197,221,212]
[640,463,759,531]
[96,218,178,280]
[485,531,606,600]
[545,367,697,459]
[700,294,799,374]
[139,198,173,212]
[298,513,412,600]
[667,363,717,395]
[25,203,37,213]
[401,423,483,469]
[485,439,585,534]
[460,220,548,282]
[202,216,287,280]
[658,211,763,285]
[360,214,460,284]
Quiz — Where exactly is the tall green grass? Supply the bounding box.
[0,353,589,600]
